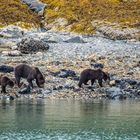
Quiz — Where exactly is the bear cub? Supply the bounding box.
[0,76,14,93]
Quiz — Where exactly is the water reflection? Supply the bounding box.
[0,99,140,139]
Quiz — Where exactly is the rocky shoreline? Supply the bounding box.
[0,26,140,101]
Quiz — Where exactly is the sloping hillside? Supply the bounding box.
[0,0,40,28]
[41,0,140,34]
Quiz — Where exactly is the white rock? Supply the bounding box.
[11,45,18,50]
[2,50,22,56]
[36,52,43,56]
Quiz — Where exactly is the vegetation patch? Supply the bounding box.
[0,0,40,28]
[41,0,140,34]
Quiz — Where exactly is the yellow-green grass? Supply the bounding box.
[0,0,40,28]
[41,0,140,34]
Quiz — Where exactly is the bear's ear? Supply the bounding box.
[34,67,39,71]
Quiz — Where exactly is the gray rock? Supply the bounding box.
[54,69,76,78]
[125,79,137,85]
[65,36,85,43]
[17,38,50,54]
[45,36,64,43]
[22,0,47,14]
[0,25,25,38]
[107,87,125,99]
[18,86,31,94]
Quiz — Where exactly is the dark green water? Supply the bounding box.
[0,99,140,140]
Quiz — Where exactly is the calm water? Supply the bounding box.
[0,99,140,140]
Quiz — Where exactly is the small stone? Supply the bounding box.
[109,80,116,86]
[36,52,43,56]
[11,45,18,50]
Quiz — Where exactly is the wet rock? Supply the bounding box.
[64,84,75,90]
[54,69,76,78]
[107,87,125,99]
[0,65,14,73]
[18,86,31,94]
[9,96,14,100]
[53,85,63,90]
[17,38,50,54]
[90,63,104,69]
[125,79,137,85]
[73,76,80,81]
[65,36,85,43]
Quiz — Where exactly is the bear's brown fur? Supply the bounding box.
[78,69,110,87]
[14,64,45,88]
[0,76,14,93]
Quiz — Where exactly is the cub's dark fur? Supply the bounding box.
[78,69,109,87]
[14,64,45,88]
[0,76,14,93]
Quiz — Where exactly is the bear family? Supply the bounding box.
[0,64,45,94]
[0,64,110,93]
[78,69,110,87]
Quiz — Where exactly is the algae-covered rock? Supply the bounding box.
[17,38,50,54]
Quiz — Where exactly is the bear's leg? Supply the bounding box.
[1,86,6,93]
[27,78,34,88]
[15,75,21,88]
[84,79,89,85]
[98,79,103,87]
[78,80,83,87]
[91,79,95,86]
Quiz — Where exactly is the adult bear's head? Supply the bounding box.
[34,67,45,88]
[103,71,110,82]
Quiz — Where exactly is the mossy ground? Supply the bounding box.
[41,0,140,34]
[0,0,40,28]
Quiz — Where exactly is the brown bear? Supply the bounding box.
[14,64,45,88]
[78,69,110,87]
[0,76,14,93]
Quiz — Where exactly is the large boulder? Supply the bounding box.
[107,87,126,100]
[17,38,50,54]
